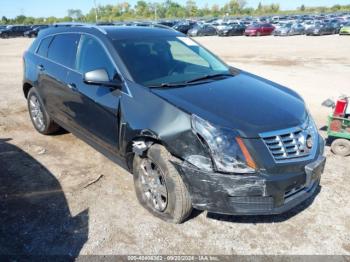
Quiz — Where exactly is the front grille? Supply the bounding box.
[228,196,274,211]
[261,127,312,162]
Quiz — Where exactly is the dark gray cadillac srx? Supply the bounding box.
[22,24,326,223]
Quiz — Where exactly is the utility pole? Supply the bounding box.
[94,0,98,23]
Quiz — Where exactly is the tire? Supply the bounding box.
[27,88,61,135]
[2,33,9,39]
[331,139,350,156]
[133,144,192,223]
[257,32,261,37]
[30,33,36,38]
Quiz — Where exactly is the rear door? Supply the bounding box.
[65,34,121,151]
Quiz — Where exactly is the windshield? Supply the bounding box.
[113,36,230,87]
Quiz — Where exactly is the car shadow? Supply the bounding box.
[0,138,89,258]
[206,186,321,224]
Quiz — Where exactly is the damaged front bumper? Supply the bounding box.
[173,155,326,215]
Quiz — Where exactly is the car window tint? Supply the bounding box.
[37,36,53,58]
[76,35,116,79]
[47,34,80,68]
[169,41,209,68]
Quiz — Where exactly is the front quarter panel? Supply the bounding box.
[120,82,208,160]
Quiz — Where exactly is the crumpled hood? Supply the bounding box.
[151,71,307,138]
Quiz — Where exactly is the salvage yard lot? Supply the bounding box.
[0,35,349,255]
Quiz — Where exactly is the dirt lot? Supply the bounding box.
[0,35,349,256]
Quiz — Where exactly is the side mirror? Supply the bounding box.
[83,69,122,89]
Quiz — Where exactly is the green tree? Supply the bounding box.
[67,9,84,21]
[186,0,198,17]
[135,1,149,17]
[1,16,8,24]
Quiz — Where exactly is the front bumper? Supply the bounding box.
[174,155,325,215]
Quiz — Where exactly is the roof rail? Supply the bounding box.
[114,21,176,31]
[52,22,86,27]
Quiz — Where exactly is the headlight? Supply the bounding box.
[303,112,320,154]
[191,115,256,174]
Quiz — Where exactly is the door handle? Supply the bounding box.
[67,83,78,92]
[37,64,45,71]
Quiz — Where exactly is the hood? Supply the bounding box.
[151,71,307,138]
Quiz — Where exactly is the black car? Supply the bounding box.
[24,25,49,38]
[217,24,246,36]
[187,24,217,36]
[23,25,325,223]
[173,22,196,34]
[306,22,336,35]
[0,25,31,38]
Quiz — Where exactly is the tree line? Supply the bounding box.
[1,0,350,25]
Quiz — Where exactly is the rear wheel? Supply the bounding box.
[331,139,350,156]
[27,88,61,135]
[2,33,9,39]
[133,144,192,223]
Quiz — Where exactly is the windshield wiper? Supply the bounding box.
[148,82,188,88]
[148,72,236,89]
[185,73,234,84]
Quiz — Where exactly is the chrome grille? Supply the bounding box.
[261,127,313,162]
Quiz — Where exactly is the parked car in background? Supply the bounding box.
[24,25,49,38]
[274,23,305,36]
[173,21,196,34]
[157,20,177,28]
[244,23,275,36]
[188,24,217,36]
[329,21,342,33]
[0,25,31,38]
[339,22,350,35]
[23,25,325,223]
[306,22,335,35]
[217,23,246,36]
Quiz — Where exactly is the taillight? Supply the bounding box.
[334,99,347,117]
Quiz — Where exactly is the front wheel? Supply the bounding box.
[133,144,192,223]
[331,139,350,156]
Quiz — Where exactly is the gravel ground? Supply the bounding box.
[0,35,349,256]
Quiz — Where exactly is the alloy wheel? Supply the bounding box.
[29,95,45,131]
[139,158,168,212]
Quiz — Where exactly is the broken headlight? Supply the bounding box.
[191,114,256,174]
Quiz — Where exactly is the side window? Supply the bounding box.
[76,35,116,79]
[37,36,53,57]
[169,41,209,68]
[47,34,80,68]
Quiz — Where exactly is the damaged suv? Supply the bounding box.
[23,25,326,223]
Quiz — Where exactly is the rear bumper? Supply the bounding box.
[174,155,325,215]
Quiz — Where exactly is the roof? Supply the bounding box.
[38,24,182,40]
[100,25,182,39]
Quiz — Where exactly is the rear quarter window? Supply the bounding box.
[47,34,80,68]
[36,36,53,57]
